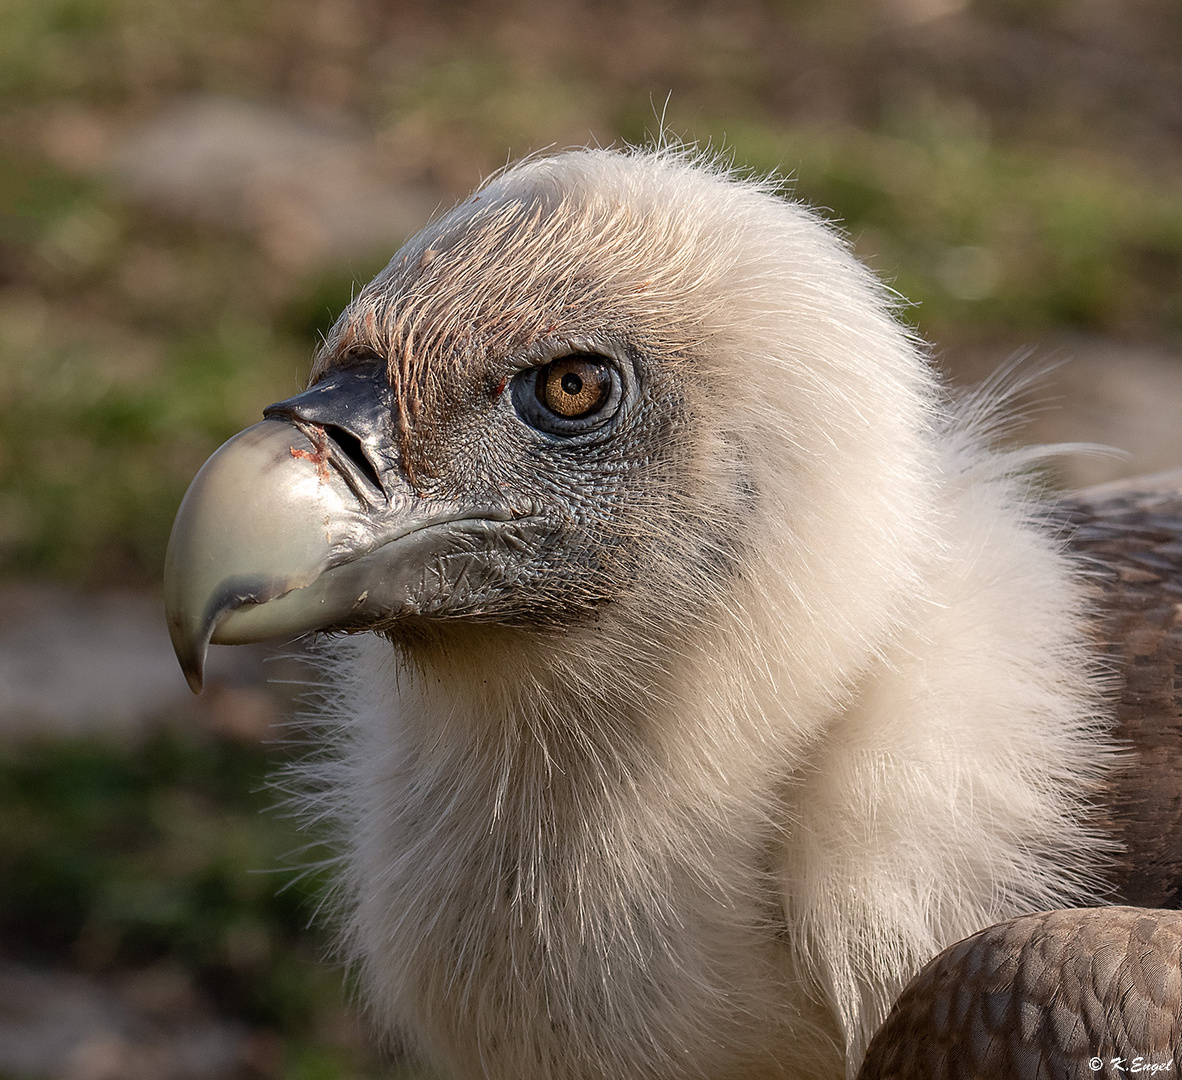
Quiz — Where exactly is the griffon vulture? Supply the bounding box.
[163,147,1182,1080]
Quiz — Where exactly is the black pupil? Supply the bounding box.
[561,372,583,395]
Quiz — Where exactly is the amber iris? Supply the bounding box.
[538,356,613,418]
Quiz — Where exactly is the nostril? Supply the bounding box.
[323,425,383,493]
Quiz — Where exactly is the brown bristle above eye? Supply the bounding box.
[540,357,611,418]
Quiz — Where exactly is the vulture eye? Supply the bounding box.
[511,354,623,436]
[540,356,612,418]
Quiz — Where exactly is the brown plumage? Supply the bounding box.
[858,907,1182,1080]
[1067,473,1182,909]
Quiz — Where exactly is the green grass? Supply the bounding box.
[714,111,1182,339]
[0,149,376,581]
[0,0,281,105]
[0,727,407,1078]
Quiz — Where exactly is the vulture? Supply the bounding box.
[163,147,1182,1080]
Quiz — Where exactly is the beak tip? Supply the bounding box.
[182,660,206,695]
[166,608,210,695]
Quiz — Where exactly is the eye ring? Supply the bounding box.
[510,353,623,436]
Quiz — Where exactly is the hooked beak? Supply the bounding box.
[163,366,531,692]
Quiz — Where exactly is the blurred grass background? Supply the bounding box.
[0,1,1180,1077]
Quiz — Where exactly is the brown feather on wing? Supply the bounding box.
[1061,468,1182,909]
[857,906,1182,1080]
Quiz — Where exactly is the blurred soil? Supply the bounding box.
[0,586,303,738]
[0,964,253,1080]
[105,99,443,272]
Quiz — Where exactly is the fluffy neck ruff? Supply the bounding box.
[303,447,1115,1080]
[296,149,1118,1079]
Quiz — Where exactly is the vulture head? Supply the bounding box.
[165,149,1141,1079]
[167,149,939,701]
